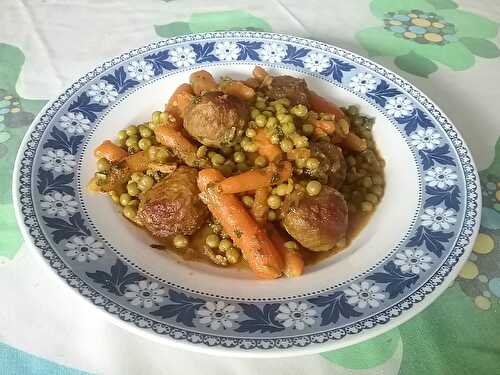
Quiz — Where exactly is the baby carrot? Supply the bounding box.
[166,83,194,118]
[124,150,149,171]
[198,169,284,279]
[217,161,292,194]
[94,140,128,162]
[342,132,368,152]
[266,223,304,278]
[308,90,346,120]
[154,125,197,166]
[252,186,270,224]
[254,128,282,162]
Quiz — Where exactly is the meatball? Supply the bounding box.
[310,141,347,189]
[265,75,309,106]
[137,167,209,238]
[282,186,348,252]
[183,91,249,148]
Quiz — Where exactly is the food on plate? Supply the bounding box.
[88,66,385,279]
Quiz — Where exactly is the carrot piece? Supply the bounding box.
[308,90,346,120]
[312,119,336,135]
[252,65,269,81]
[165,83,194,118]
[266,223,304,278]
[190,70,217,95]
[286,148,311,161]
[217,161,292,194]
[219,80,256,102]
[124,150,149,171]
[94,140,128,162]
[198,169,283,279]
[252,186,270,224]
[342,132,368,152]
[254,128,282,162]
[154,125,197,166]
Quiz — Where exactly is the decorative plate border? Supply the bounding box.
[14,32,481,354]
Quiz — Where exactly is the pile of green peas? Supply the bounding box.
[340,105,385,213]
[204,222,241,265]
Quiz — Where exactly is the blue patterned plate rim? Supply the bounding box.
[13,31,481,356]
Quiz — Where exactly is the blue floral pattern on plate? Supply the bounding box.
[15,32,480,353]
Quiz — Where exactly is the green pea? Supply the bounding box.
[354,116,364,126]
[270,133,281,145]
[233,151,246,163]
[306,180,322,196]
[365,193,379,204]
[96,158,110,172]
[237,162,250,172]
[293,135,309,148]
[282,122,296,135]
[361,201,374,212]
[284,241,298,250]
[254,155,267,168]
[139,175,155,191]
[219,238,233,252]
[127,182,140,197]
[280,138,294,152]
[266,116,278,129]
[95,172,107,182]
[125,136,138,148]
[277,113,293,124]
[211,153,225,166]
[196,145,208,158]
[221,146,233,156]
[128,199,139,207]
[226,246,241,264]
[362,176,373,188]
[117,130,128,141]
[274,103,287,114]
[151,111,162,124]
[337,118,350,136]
[243,142,258,153]
[174,234,189,248]
[290,104,308,118]
[159,112,169,124]
[131,172,143,183]
[242,195,254,208]
[211,223,223,234]
[122,205,137,219]
[205,233,220,249]
[109,190,120,204]
[251,108,261,119]
[255,101,266,110]
[267,195,282,209]
[371,185,384,197]
[295,158,307,169]
[347,105,359,116]
[138,137,152,151]
[262,110,273,117]
[255,114,267,127]
[246,128,256,138]
[306,158,320,170]
[116,137,127,147]
[267,210,277,221]
[155,147,170,163]
[302,123,314,135]
[273,98,291,107]
[139,126,153,138]
[276,183,289,196]
[126,125,138,136]
[119,193,132,206]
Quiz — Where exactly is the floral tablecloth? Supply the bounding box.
[1,1,499,374]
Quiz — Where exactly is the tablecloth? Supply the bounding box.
[1,1,499,374]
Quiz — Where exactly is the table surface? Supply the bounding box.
[1,1,499,374]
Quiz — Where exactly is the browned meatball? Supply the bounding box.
[137,167,209,238]
[183,91,249,148]
[265,75,309,106]
[310,141,347,189]
[282,186,348,252]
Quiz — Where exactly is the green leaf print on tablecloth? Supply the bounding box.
[455,137,500,310]
[155,10,271,38]
[356,0,500,77]
[0,43,46,261]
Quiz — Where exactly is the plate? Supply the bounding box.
[13,32,481,357]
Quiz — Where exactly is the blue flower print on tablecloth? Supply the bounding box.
[197,301,239,330]
[303,51,331,72]
[421,207,457,231]
[169,46,197,68]
[59,112,90,135]
[124,280,165,309]
[40,149,76,174]
[275,302,317,330]
[344,281,386,309]
[64,235,105,263]
[214,41,241,61]
[88,82,118,105]
[126,60,154,82]
[424,166,458,188]
[349,72,378,94]
[259,43,287,63]
[384,96,414,118]
[394,249,433,274]
[40,191,78,217]
[410,128,441,150]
